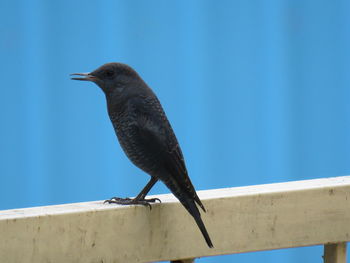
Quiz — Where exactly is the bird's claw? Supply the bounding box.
[104,197,161,210]
[145,197,162,203]
[104,197,131,204]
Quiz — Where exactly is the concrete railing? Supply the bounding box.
[0,176,349,262]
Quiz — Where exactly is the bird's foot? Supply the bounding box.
[104,197,161,210]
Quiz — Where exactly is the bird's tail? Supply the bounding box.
[168,186,213,248]
[183,196,213,248]
[161,174,213,248]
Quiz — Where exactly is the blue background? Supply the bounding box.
[1,0,350,262]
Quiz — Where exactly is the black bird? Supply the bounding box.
[71,63,213,248]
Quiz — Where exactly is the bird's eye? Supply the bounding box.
[105,70,114,77]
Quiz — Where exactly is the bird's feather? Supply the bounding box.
[123,95,206,211]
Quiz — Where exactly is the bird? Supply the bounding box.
[71,62,213,248]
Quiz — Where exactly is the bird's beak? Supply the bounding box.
[70,72,97,81]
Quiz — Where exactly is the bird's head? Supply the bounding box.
[71,63,141,95]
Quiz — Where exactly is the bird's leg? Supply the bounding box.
[133,176,161,203]
[104,177,161,208]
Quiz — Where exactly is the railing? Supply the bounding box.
[0,176,349,262]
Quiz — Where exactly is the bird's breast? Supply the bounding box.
[109,110,160,175]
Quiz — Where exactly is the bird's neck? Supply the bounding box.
[106,93,127,116]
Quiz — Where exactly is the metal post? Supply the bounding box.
[324,242,347,263]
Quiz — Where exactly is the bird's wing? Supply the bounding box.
[129,96,205,211]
